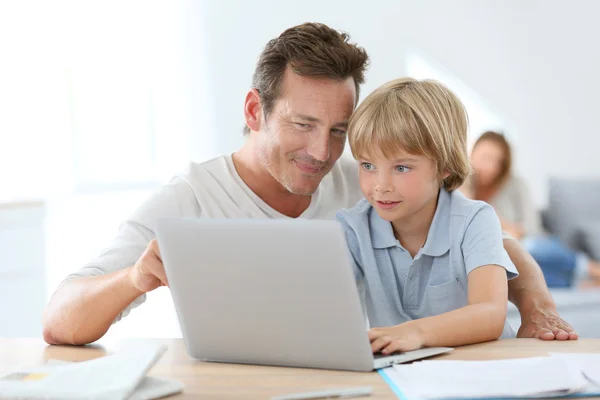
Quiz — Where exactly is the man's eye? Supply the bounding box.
[331,129,346,136]
[294,123,310,129]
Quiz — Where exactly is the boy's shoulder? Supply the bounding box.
[446,190,500,241]
[448,189,491,219]
[336,198,373,230]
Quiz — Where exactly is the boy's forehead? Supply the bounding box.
[360,145,421,161]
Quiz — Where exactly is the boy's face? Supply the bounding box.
[357,148,442,225]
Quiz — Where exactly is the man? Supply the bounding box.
[42,22,577,346]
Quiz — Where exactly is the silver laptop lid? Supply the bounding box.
[156,218,376,371]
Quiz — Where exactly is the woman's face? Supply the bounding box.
[471,140,505,187]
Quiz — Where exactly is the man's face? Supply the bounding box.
[257,68,356,196]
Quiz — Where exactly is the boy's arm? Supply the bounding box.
[370,265,508,353]
[503,237,577,340]
[370,204,516,352]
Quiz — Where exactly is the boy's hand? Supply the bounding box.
[368,322,424,354]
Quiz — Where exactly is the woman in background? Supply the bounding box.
[463,131,600,288]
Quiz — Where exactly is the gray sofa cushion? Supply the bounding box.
[580,222,600,261]
[546,178,600,250]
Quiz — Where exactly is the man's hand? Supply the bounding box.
[129,239,168,293]
[502,237,578,341]
[517,306,578,340]
[368,323,424,354]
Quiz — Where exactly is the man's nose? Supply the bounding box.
[306,130,330,162]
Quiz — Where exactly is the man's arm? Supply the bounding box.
[503,236,578,340]
[43,267,142,345]
[42,177,198,345]
[43,240,166,345]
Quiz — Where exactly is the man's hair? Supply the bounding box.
[472,130,513,188]
[243,22,369,135]
[348,77,471,191]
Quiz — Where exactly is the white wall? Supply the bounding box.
[189,0,600,206]
[0,202,46,337]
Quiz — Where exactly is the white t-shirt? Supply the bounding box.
[60,153,363,321]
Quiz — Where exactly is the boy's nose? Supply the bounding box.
[375,174,394,193]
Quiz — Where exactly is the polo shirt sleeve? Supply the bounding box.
[462,204,519,280]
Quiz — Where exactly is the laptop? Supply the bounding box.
[156,217,452,371]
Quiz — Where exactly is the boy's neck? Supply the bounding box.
[391,192,440,258]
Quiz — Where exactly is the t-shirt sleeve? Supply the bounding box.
[501,231,514,241]
[462,204,519,280]
[55,176,201,323]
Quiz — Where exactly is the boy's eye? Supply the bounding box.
[361,162,374,171]
[395,165,410,173]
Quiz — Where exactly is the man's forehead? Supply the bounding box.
[282,69,355,101]
[277,77,355,121]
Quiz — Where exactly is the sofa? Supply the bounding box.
[507,178,600,338]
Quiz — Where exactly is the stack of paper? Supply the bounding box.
[551,353,600,391]
[379,353,600,399]
[0,342,183,399]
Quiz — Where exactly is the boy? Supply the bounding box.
[337,78,518,354]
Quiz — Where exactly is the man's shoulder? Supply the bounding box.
[181,154,230,180]
[175,154,240,193]
[319,153,361,208]
[129,155,233,221]
[331,152,359,180]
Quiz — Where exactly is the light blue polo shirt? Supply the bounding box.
[336,188,519,338]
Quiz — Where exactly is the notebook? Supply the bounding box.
[0,342,183,399]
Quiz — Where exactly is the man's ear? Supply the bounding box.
[244,89,262,133]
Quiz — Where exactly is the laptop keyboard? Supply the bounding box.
[374,351,404,359]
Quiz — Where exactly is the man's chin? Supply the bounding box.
[287,185,319,196]
[284,178,322,196]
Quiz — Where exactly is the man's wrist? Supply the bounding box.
[516,288,557,322]
[124,266,146,297]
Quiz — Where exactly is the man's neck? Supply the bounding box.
[232,142,312,218]
[391,194,439,258]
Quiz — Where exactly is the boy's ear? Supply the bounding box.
[442,171,451,180]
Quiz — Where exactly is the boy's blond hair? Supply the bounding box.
[348,77,471,191]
